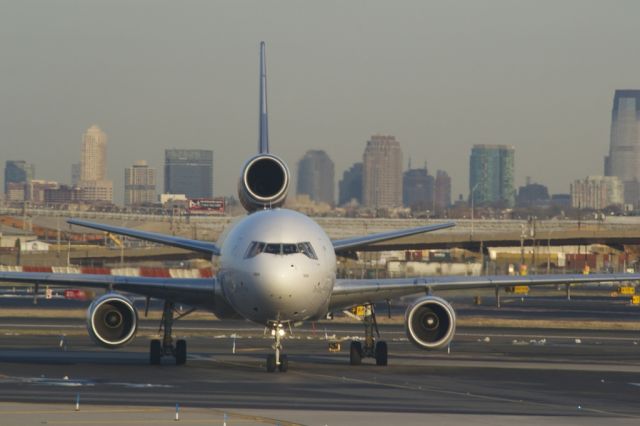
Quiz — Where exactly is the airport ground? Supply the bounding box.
[0,293,638,425]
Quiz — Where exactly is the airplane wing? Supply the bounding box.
[0,272,214,308]
[329,273,640,311]
[68,219,220,256]
[332,222,455,255]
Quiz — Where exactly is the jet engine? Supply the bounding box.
[405,296,456,350]
[238,154,290,212]
[86,293,138,349]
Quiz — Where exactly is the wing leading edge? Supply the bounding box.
[0,271,215,308]
[68,219,220,256]
[329,273,640,311]
[332,222,455,255]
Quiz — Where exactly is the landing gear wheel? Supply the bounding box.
[175,339,187,365]
[375,341,388,366]
[278,354,288,372]
[150,339,162,365]
[350,341,362,366]
[266,354,277,372]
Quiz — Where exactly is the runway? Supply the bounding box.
[0,296,639,425]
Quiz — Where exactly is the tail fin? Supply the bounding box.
[258,41,269,154]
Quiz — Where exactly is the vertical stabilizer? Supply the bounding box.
[259,41,269,154]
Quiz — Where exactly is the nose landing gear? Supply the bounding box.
[266,322,289,372]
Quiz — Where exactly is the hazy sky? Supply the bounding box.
[2,1,640,204]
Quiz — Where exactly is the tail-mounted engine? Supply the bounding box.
[86,293,138,349]
[405,296,456,350]
[238,154,290,212]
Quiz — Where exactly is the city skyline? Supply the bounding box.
[2,2,640,203]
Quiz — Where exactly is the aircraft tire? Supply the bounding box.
[150,339,162,365]
[278,354,288,372]
[350,341,362,366]
[175,339,187,365]
[375,341,388,366]
[266,354,277,372]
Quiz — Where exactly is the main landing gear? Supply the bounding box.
[265,322,289,373]
[349,304,388,366]
[150,300,193,366]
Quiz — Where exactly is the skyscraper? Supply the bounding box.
[81,125,107,181]
[125,160,157,206]
[469,144,515,208]
[78,125,113,203]
[363,135,403,208]
[605,90,640,206]
[4,161,35,194]
[164,149,213,199]
[338,162,363,206]
[434,170,452,214]
[296,150,335,205]
[403,166,434,211]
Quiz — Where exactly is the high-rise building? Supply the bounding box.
[469,144,515,208]
[71,163,81,186]
[79,125,113,203]
[363,135,403,208]
[403,166,434,211]
[338,163,363,206]
[4,161,35,195]
[164,149,213,199]
[80,125,107,181]
[434,170,451,214]
[605,90,640,206]
[570,176,623,210]
[296,150,334,205]
[125,160,157,206]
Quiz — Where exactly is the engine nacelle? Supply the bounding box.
[238,154,290,212]
[405,296,456,350]
[86,293,138,349]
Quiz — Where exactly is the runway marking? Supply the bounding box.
[0,408,166,415]
[457,332,640,342]
[0,405,305,426]
[0,375,175,389]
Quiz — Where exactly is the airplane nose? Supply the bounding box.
[256,258,299,299]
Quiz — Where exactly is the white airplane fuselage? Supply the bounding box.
[217,208,336,325]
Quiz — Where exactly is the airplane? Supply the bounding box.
[1,42,640,372]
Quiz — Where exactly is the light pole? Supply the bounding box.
[470,182,480,238]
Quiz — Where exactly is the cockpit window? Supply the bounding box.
[244,241,318,259]
[244,242,266,258]
[264,243,281,254]
[297,242,318,259]
[282,244,298,254]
